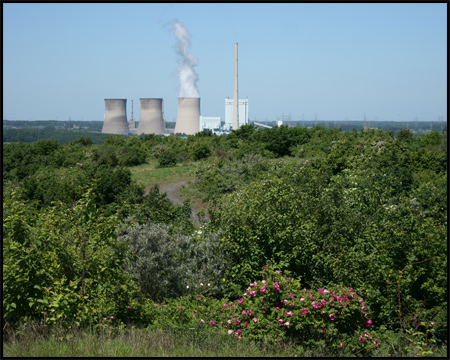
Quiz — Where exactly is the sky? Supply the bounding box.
[3,3,447,123]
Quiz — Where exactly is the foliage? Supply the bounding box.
[118,219,229,302]
[3,187,138,326]
[209,133,447,339]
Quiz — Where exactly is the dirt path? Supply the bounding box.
[159,180,204,226]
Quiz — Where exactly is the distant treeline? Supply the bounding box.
[3,120,446,145]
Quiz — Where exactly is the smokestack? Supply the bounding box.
[137,98,164,135]
[233,42,239,130]
[174,97,200,135]
[102,99,128,135]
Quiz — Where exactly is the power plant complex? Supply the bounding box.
[102,43,248,136]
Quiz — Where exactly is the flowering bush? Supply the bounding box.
[193,265,381,356]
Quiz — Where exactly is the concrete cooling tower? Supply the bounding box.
[102,99,129,135]
[174,97,200,135]
[137,98,164,135]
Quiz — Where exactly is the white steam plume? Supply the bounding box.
[173,21,199,98]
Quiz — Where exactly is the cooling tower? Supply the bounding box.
[137,98,164,135]
[102,99,129,135]
[174,97,200,135]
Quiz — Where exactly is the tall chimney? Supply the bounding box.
[233,42,239,130]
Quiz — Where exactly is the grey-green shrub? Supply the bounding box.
[118,219,229,301]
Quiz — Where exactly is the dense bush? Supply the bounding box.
[209,135,447,339]
[3,187,138,326]
[118,219,229,301]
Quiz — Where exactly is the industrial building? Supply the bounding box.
[199,116,221,132]
[225,97,249,129]
[102,99,129,135]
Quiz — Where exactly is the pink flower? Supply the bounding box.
[285,311,293,316]
[262,265,267,269]
[237,329,242,333]
[103,318,107,321]
[321,328,325,333]
[344,292,349,295]
[227,319,231,324]
[201,319,204,322]
[126,306,131,309]
[360,298,364,303]
[244,321,249,326]
[312,301,318,309]
[364,313,369,317]
[232,305,236,309]
[242,310,246,316]
[284,322,290,326]
[321,299,327,306]
[366,319,373,327]
[177,306,181,309]
[253,318,258,323]
[235,320,240,325]
[352,293,358,298]
[154,303,158,306]
[278,319,284,324]
[193,310,197,313]
[359,336,366,343]
[235,332,239,337]
[290,293,294,299]
[300,296,305,301]
[361,304,366,311]
[275,270,281,273]
[290,303,295,308]
[247,310,252,316]
[339,343,343,348]
[364,331,370,338]
[318,288,324,293]
[373,339,380,346]
[228,330,233,335]
[223,303,228,307]
[300,308,309,315]
[238,298,244,304]
[231,315,235,318]
[329,314,336,321]
[348,287,353,290]
[110,316,114,319]
[260,286,266,293]
[211,320,215,325]
[282,299,288,305]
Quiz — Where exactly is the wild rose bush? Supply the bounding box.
[113,265,380,356]
[194,265,381,356]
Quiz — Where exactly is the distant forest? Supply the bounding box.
[3,119,447,145]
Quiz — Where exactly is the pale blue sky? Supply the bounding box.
[3,3,447,123]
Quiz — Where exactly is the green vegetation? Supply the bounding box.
[3,125,447,356]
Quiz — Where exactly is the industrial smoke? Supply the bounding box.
[173,21,200,98]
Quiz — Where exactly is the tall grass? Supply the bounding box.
[3,321,301,357]
[3,321,447,357]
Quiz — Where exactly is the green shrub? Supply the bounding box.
[118,219,229,302]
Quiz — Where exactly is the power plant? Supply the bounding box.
[101,37,247,136]
[137,98,165,135]
[102,99,129,135]
[174,97,200,135]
